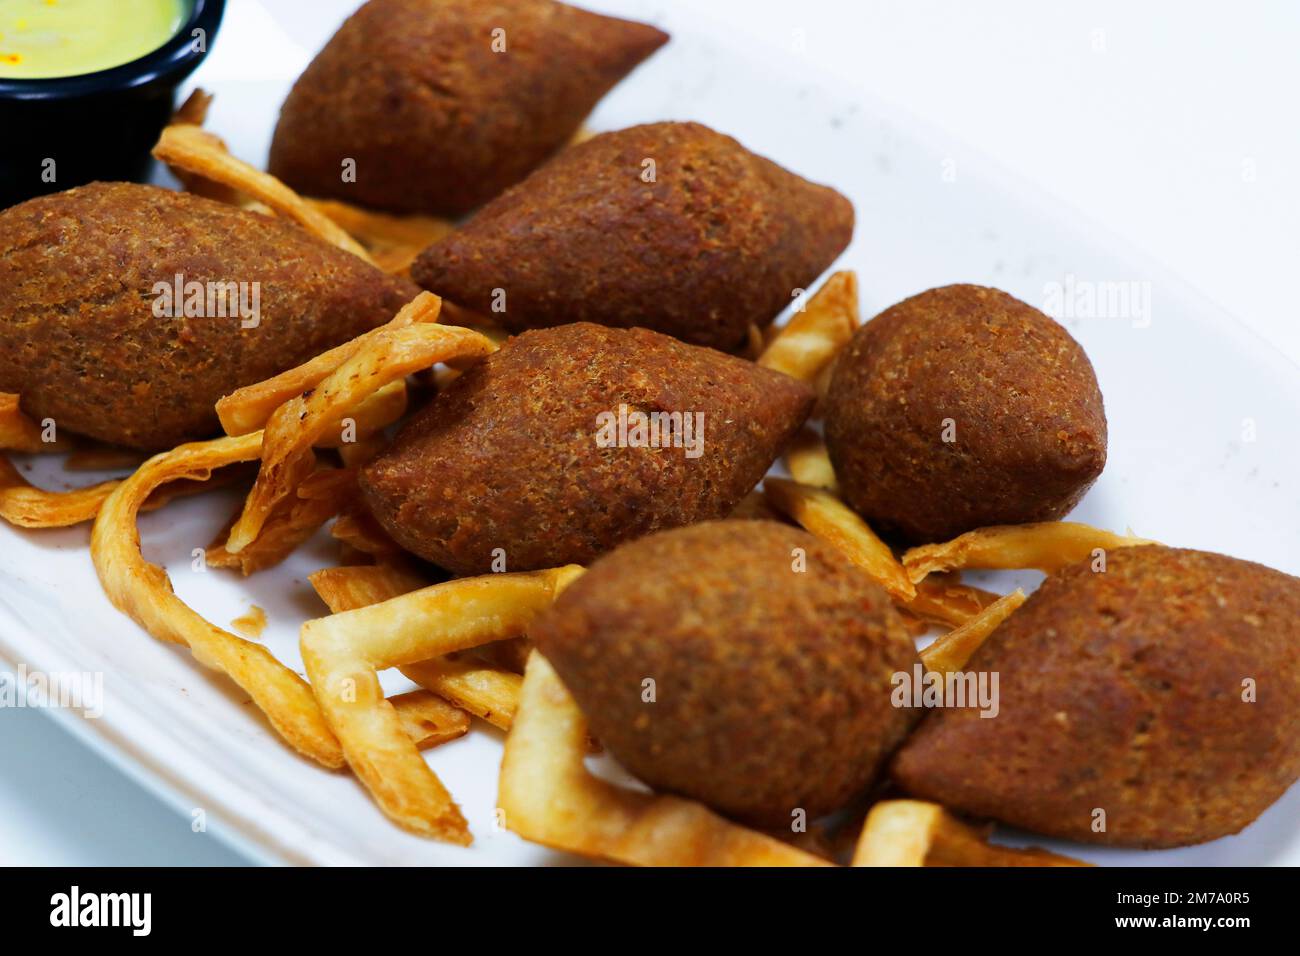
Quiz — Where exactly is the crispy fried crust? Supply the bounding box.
[268,0,668,216]
[530,520,921,827]
[359,322,814,574]
[824,285,1107,544]
[0,183,415,450]
[890,546,1300,848]
[412,122,855,350]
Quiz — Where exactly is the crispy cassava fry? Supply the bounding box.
[919,589,1026,673]
[401,658,522,733]
[207,466,357,575]
[763,478,915,602]
[2,457,121,528]
[63,446,147,472]
[903,521,1158,583]
[89,433,345,767]
[224,320,495,554]
[757,271,859,383]
[300,566,582,841]
[315,380,408,448]
[308,563,432,610]
[215,292,442,437]
[306,198,455,276]
[0,393,68,453]
[851,800,1088,867]
[784,427,837,491]
[905,573,1002,627]
[153,124,374,263]
[499,653,830,866]
[309,564,522,731]
[391,690,470,751]
[2,453,249,529]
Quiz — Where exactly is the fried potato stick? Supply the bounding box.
[919,589,1026,674]
[223,320,495,554]
[904,573,1002,627]
[903,521,1158,583]
[763,478,916,602]
[305,198,455,276]
[90,433,344,767]
[390,690,470,751]
[206,466,357,575]
[757,271,859,383]
[153,124,374,263]
[0,393,70,453]
[308,565,524,731]
[498,653,830,866]
[851,800,1087,867]
[1,457,120,528]
[215,292,443,437]
[783,427,837,491]
[300,566,583,841]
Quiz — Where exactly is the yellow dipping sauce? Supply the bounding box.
[0,0,187,80]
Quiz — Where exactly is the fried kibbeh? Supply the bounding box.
[359,323,814,575]
[891,546,1300,848]
[412,121,854,351]
[824,284,1107,544]
[0,183,415,450]
[530,520,921,827]
[268,0,668,217]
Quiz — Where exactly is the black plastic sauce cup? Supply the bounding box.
[0,0,226,209]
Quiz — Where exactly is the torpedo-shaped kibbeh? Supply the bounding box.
[411,121,855,351]
[824,284,1108,544]
[890,546,1300,848]
[359,322,815,574]
[0,183,415,450]
[531,519,921,827]
[268,0,668,217]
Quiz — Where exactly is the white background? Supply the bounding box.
[2,0,1297,865]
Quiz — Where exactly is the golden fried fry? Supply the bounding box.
[299,566,581,841]
[851,800,1088,867]
[390,690,471,751]
[89,433,344,768]
[224,320,495,554]
[305,198,455,276]
[309,564,523,731]
[763,478,915,602]
[757,271,859,383]
[314,380,408,448]
[206,466,357,575]
[0,393,68,453]
[919,589,1026,674]
[216,292,442,437]
[904,573,1002,627]
[903,521,1158,583]
[402,658,522,733]
[308,563,432,611]
[498,653,830,866]
[63,446,147,472]
[784,427,837,491]
[153,124,374,263]
[1,457,121,528]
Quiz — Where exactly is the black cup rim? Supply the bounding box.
[0,0,226,99]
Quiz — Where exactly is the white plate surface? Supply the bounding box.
[1,0,1297,865]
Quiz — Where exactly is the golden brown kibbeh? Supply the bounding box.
[891,546,1300,848]
[359,323,814,575]
[824,284,1107,544]
[412,121,855,351]
[268,0,668,217]
[0,183,416,451]
[531,520,922,827]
